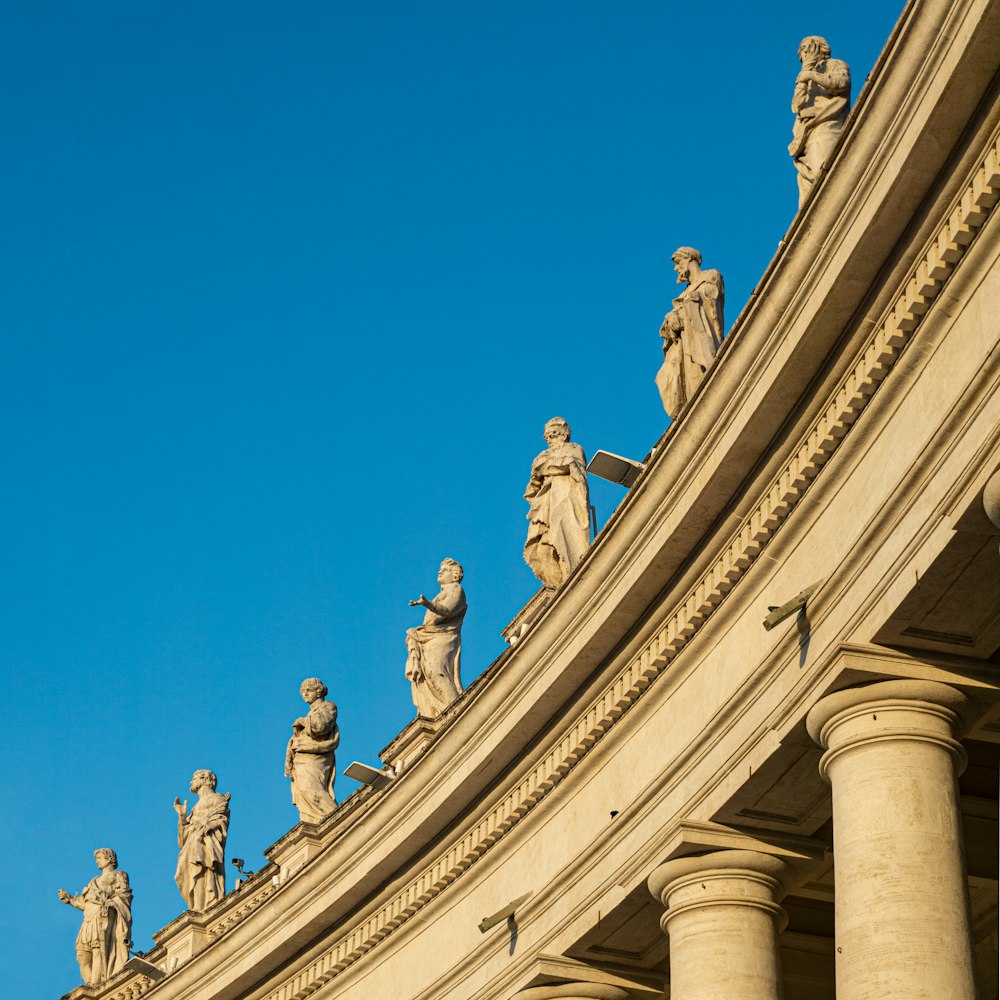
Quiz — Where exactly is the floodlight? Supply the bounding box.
[123,956,167,983]
[345,761,394,790]
[587,450,645,488]
[762,582,821,630]
[478,891,532,933]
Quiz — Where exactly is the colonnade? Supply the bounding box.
[515,679,982,1000]
[647,679,978,1000]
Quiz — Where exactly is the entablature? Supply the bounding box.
[100,3,1000,998]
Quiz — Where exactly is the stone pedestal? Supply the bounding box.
[379,716,442,775]
[648,850,788,1000]
[806,680,977,1000]
[152,912,211,971]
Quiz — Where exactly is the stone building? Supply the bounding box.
[65,0,1000,998]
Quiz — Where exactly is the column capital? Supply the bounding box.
[806,680,967,781]
[648,850,789,935]
[648,849,789,902]
[514,986,629,1000]
[648,849,788,999]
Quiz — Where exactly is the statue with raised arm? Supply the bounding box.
[57,848,132,986]
[789,35,851,206]
[285,678,340,824]
[406,558,467,719]
[173,769,230,911]
[655,247,725,419]
[523,417,590,588]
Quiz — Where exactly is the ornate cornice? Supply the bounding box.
[59,973,154,1000]
[240,107,1000,1000]
[110,66,1000,1000]
[206,879,280,940]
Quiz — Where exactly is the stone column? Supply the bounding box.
[515,986,628,1000]
[806,679,976,1000]
[648,850,788,1000]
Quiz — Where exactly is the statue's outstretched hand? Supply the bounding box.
[57,889,71,904]
[173,796,188,817]
[409,595,427,607]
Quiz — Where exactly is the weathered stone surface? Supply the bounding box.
[57,848,133,986]
[174,770,230,911]
[524,417,590,588]
[789,35,851,206]
[406,559,466,719]
[650,850,790,1000]
[285,678,339,824]
[656,248,725,419]
[807,681,978,1000]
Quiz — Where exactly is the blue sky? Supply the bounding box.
[1,2,904,995]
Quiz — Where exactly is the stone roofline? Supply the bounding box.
[59,0,1000,997]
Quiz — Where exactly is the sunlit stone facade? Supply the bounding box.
[63,1,1000,998]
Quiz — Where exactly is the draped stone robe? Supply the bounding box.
[286,699,340,824]
[405,582,467,719]
[67,869,132,984]
[175,791,230,910]
[789,57,851,204]
[523,441,591,588]
[656,269,725,419]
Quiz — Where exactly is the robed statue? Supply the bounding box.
[789,35,851,206]
[523,417,590,588]
[285,678,340,824]
[655,247,725,419]
[406,558,467,719]
[57,848,133,986]
[174,769,230,911]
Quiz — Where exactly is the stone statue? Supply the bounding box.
[655,247,725,419]
[789,35,851,206]
[57,848,133,986]
[406,559,467,719]
[285,678,340,824]
[523,417,591,588]
[173,769,230,911]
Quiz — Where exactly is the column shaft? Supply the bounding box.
[649,850,787,1000]
[807,680,977,1000]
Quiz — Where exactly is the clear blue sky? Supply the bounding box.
[1,2,903,995]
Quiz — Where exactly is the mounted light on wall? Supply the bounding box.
[763,581,822,630]
[587,450,645,488]
[345,761,395,790]
[478,892,532,934]
[123,956,167,983]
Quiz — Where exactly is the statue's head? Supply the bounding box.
[300,677,328,703]
[190,769,217,793]
[671,247,702,283]
[798,36,831,62]
[438,558,464,584]
[543,417,571,446]
[94,848,118,870]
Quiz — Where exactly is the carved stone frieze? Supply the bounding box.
[226,129,1000,1000]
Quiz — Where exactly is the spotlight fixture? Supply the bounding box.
[587,450,645,488]
[763,581,822,630]
[123,957,166,983]
[345,761,394,790]
[478,892,532,933]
